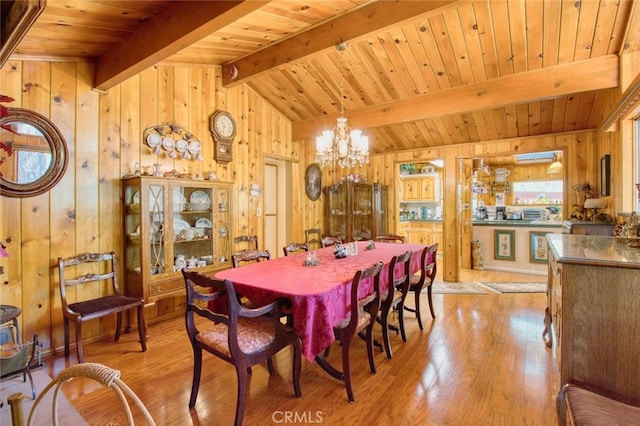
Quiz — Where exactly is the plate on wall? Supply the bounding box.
[176,139,188,153]
[162,137,175,151]
[187,140,201,155]
[146,133,161,147]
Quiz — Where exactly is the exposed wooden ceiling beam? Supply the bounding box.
[221,0,457,87]
[292,55,620,140]
[0,0,45,69]
[94,1,269,91]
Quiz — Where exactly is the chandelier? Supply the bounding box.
[315,42,369,168]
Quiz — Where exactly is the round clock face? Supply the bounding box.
[215,114,235,138]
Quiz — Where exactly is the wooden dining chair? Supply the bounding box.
[315,262,383,402]
[304,228,322,249]
[320,236,342,248]
[231,250,271,268]
[405,243,439,329]
[57,252,147,363]
[557,380,640,425]
[374,234,406,244]
[282,242,310,256]
[182,270,301,426]
[377,250,412,359]
[233,235,258,252]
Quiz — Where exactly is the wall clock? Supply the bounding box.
[305,163,322,201]
[209,110,237,163]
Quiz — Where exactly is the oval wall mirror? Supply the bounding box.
[0,108,68,198]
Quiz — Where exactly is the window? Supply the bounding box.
[512,181,563,205]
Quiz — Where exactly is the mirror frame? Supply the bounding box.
[1,107,68,198]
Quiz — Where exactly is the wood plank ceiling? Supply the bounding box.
[2,0,639,158]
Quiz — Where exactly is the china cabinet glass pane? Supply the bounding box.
[125,182,141,274]
[149,184,166,275]
[171,185,214,271]
[352,183,372,240]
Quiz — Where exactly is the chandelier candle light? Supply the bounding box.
[315,42,369,168]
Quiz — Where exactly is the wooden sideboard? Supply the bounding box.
[545,234,640,399]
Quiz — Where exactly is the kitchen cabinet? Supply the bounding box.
[401,175,438,201]
[546,234,640,400]
[398,221,442,246]
[323,181,387,242]
[122,176,233,304]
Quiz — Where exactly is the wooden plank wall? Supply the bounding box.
[0,60,299,353]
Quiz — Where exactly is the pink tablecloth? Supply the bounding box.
[215,242,426,361]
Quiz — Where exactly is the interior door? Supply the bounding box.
[264,159,292,257]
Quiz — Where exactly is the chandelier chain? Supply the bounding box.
[315,41,370,169]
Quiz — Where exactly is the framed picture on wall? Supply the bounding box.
[494,230,515,261]
[530,231,550,264]
[600,154,610,196]
[304,163,322,201]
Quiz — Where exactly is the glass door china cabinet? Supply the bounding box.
[323,181,387,242]
[122,176,233,303]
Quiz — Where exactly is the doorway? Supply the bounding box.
[264,158,292,257]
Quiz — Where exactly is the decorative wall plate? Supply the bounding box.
[176,139,188,152]
[162,137,175,151]
[188,140,201,155]
[146,133,161,147]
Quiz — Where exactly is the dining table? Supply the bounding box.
[214,241,427,362]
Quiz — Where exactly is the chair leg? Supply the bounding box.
[189,346,202,408]
[398,301,407,342]
[292,339,302,397]
[413,290,424,330]
[63,318,70,357]
[234,364,249,426]
[267,358,275,375]
[365,324,377,374]
[427,285,436,319]
[115,312,123,341]
[341,336,355,403]
[75,321,84,363]
[381,307,393,359]
[137,305,147,352]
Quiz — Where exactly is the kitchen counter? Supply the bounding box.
[473,220,562,227]
[471,221,562,275]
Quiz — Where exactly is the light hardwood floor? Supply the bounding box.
[41,268,559,425]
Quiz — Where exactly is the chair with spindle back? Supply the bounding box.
[57,252,147,363]
[405,243,439,329]
[304,228,322,249]
[315,262,383,402]
[233,235,258,253]
[282,242,310,257]
[377,250,412,359]
[320,236,342,248]
[182,270,301,426]
[374,234,406,244]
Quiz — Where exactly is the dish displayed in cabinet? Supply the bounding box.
[195,218,212,228]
